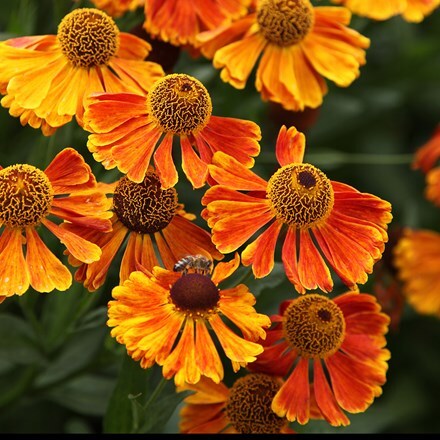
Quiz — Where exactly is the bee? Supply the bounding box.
[173,254,213,276]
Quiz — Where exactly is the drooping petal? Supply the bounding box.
[272,357,310,424]
[180,135,209,188]
[275,125,306,166]
[25,227,72,292]
[154,132,178,189]
[281,228,303,294]
[0,228,29,297]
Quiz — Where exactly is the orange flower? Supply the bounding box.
[0,8,164,136]
[248,292,391,426]
[0,148,112,301]
[202,125,392,294]
[89,0,144,17]
[331,0,439,22]
[196,0,370,111]
[63,170,223,292]
[178,374,294,434]
[413,124,440,207]
[393,228,440,318]
[83,73,261,189]
[143,0,251,47]
[107,253,271,386]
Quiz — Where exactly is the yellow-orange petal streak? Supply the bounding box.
[154,132,178,189]
[282,228,304,294]
[25,227,72,292]
[211,252,240,285]
[241,220,282,278]
[275,125,306,166]
[313,358,350,427]
[272,357,310,424]
[42,218,102,264]
[0,228,29,296]
[209,314,264,366]
[195,320,224,384]
[181,136,209,189]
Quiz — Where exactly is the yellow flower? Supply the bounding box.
[0,8,164,135]
[196,0,370,111]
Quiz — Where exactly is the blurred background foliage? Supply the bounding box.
[0,0,439,434]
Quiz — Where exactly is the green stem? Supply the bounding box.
[144,377,168,410]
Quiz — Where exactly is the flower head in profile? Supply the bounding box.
[83,73,261,189]
[196,0,370,111]
[412,124,440,207]
[202,125,392,294]
[0,148,112,302]
[393,228,440,318]
[177,374,294,434]
[89,0,144,17]
[331,0,439,23]
[143,0,251,47]
[248,292,391,426]
[0,8,164,136]
[64,169,223,292]
[107,253,271,386]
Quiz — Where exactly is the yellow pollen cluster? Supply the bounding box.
[256,0,314,47]
[283,294,346,358]
[0,164,53,229]
[266,163,334,229]
[225,373,285,434]
[147,73,212,135]
[57,8,120,68]
[112,173,177,234]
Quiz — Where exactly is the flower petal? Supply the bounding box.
[154,132,178,189]
[275,125,306,166]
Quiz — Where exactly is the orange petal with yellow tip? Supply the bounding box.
[275,125,306,166]
[313,358,350,427]
[194,320,224,384]
[211,252,240,285]
[209,314,264,364]
[241,220,282,278]
[272,356,310,424]
[161,319,201,386]
[154,132,178,189]
[25,227,72,292]
[178,376,229,404]
[208,151,267,190]
[42,218,102,264]
[0,228,29,297]
[44,148,95,193]
[180,135,209,189]
[298,229,333,293]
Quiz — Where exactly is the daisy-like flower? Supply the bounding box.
[248,292,391,426]
[331,0,439,23]
[63,169,223,292]
[89,0,144,18]
[83,73,261,189]
[143,0,252,47]
[0,148,112,301]
[202,125,392,294]
[196,0,370,111]
[412,124,440,207]
[107,253,271,386]
[393,228,440,317]
[0,8,164,136]
[177,374,294,434]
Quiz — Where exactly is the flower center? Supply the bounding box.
[256,0,314,47]
[113,172,177,234]
[283,294,345,358]
[266,163,334,229]
[170,273,220,317]
[146,74,212,135]
[225,373,285,434]
[0,165,53,228]
[57,8,120,68]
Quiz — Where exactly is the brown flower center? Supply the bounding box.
[0,165,53,228]
[266,163,334,229]
[257,0,314,47]
[147,74,212,135]
[57,8,120,68]
[113,172,177,234]
[170,273,220,317]
[283,294,346,358]
[225,373,285,434]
